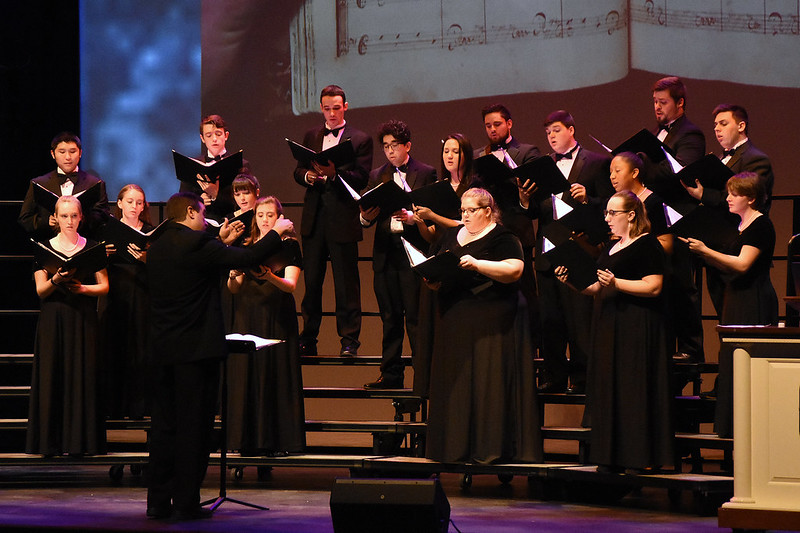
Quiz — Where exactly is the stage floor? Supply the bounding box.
[0,464,729,532]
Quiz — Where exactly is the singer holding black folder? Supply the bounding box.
[226,196,306,456]
[27,196,109,456]
[19,132,109,242]
[292,84,373,357]
[102,184,153,419]
[555,191,674,473]
[425,188,541,465]
[681,173,778,439]
[145,192,294,520]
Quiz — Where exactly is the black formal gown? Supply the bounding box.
[26,240,106,456]
[584,233,674,470]
[102,221,153,419]
[715,215,778,437]
[425,224,541,464]
[226,239,306,454]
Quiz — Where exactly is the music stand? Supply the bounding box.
[202,334,284,512]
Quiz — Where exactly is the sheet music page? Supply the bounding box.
[290,0,628,113]
[631,0,800,88]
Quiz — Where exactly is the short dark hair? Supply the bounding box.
[652,76,687,108]
[320,84,346,102]
[713,103,749,136]
[727,171,766,210]
[199,114,227,134]
[50,132,81,151]
[165,192,203,222]
[543,110,576,129]
[481,103,512,121]
[377,120,411,145]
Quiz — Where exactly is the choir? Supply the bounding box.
[17,76,781,508]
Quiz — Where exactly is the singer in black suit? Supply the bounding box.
[360,121,437,389]
[19,132,109,242]
[531,111,613,394]
[293,85,373,356]
[178,114,247,221]
[473,104,541,351]
[645,77,706,363]
[145,192,294,520]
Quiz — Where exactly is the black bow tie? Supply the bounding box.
[659,123,672,133]
[59,172,78,184]
[395,164,408,174]
[490,142,509,152]
[723,147,737,158]
[554,145,579,161]
[326,126,343,137]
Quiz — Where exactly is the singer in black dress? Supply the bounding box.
[425,188,541,464]
[103,184,153,419]
[27,196,109,456]
[226,197,305,455]
[556,191,673,472]
[683,173,777,437]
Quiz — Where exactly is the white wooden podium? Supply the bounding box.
[717,326,800,531]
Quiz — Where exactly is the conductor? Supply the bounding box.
[145,192,294,520]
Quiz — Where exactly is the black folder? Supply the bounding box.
[402,237,463,283]
[551,194,609,245]
[246,238,300,277]
[609,128,669,163]
[204,208,255,237]
[286,138,356,168]
[514,156,571,204]
[665,204,739,251]
[541,231,598,291]
[100,217,168,255]
[473,154,523,207]
[172,150,244,188]
[675,154,733,191]
[409,180,462,221]
[33,181,102,215]
[358,180,411,215]
[31,239,107,279]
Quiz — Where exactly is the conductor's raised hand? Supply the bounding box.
[219,218,245,244]
[271,215,294,237]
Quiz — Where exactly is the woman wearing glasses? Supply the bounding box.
[555,190,674,473]
[425,188,542,465]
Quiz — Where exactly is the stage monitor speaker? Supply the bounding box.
[330,477,450,533]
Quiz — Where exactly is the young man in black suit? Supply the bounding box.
[145,192,293,520]
[473,103,542,353]
[293,85,373,357]
[531,111,613,394]
[644,77,707,364]
[178,114,243,221]
[684,103,776,319]
[18,132,109,242]
[359,120,437,389]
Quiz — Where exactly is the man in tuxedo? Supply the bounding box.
[684,103,776,318]
[531,111,613,394]
[644,77,707,364]
[293,85,373,357]
[145,192,293,520]
[359,120,437,389]
[178,114,243,220]
[19,132,109,242]
[473,103,541,352]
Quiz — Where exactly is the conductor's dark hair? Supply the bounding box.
[199,114,227,134]
[320,84,346,102]
[652,76,687,108]
[166,192,203,222]
[377,120,411,145]
[51,132,81,151]
[543,110,576,129]
[713,103,750,136]
[481,103,512,121]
